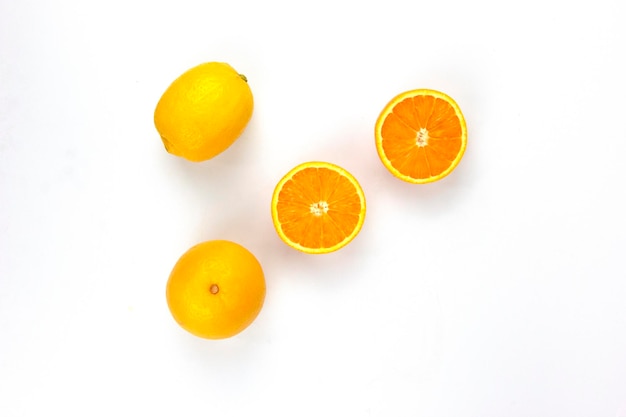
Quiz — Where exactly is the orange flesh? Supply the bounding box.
[381,95,463,179]
[275,167,363,250]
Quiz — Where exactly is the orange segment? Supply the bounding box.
[271,162,366,254]
[375,89,467,183]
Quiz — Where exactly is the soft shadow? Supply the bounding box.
[170,322,269,375]
[160,114,263,185]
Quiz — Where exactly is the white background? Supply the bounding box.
[1,0,625,416]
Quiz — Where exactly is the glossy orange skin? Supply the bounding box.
[166,240,265,339]
[154,62,253,162]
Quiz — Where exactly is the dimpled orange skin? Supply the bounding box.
[165,240,266,339]
[154,62,253,162]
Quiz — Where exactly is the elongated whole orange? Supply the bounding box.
[154,62,253,162]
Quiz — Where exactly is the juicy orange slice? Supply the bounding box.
[375,89,467,183]
[271,161,366,254]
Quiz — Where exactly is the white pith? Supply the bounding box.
[310,201,329,216]
[416,127,429,147]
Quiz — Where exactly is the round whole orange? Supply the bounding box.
[166,240,265,339]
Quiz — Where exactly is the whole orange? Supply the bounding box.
[154,62,254,162]
[165,240,266,339]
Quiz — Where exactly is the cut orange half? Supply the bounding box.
[375,89,467,184]
[271,161,366,254]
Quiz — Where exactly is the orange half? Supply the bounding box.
[271,161,366,254]
[375,89,467,184]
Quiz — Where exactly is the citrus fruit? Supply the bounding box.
[165,240,265,339]
[375,89,467,183]
[154,62,254,162]
[271,161,366,254]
